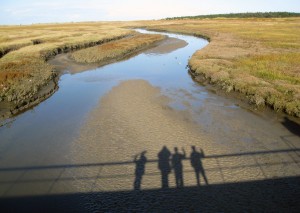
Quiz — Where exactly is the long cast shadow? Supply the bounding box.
[158,146,171,188]
[0,176,299,212]
[1,148,298,172]
[171,147,186,188]
[1,147,300,212]
[133,151,147,190]
[190,146,208,186]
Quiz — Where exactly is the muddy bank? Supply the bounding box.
[188,68,300,125]
[0,76,58,124]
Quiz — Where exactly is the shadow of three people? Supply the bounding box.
[133,146,208,190]
[158,146,208,188]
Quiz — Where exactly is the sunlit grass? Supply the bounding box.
[141,18,300,116]
[71,34,165,63]
[0,23,134,104]
[1,18,299,117]
[237,53,300,84]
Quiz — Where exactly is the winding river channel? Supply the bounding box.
[0,29,299,212]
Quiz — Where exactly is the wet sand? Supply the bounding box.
[144,37,187,55]
[48,54,99,74]
[48,79,299,211]
[70,80,216,191]
[70,80,300,190]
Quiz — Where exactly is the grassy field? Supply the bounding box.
[0,22,135,118]
[141,18,300,117]
[0,18,299,118]
[0,23,134,93]
[71,33,165,63]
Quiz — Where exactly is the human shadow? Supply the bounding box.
[158,146,171,188]
[1,147,300,212]
[133,151,147,190]
[190,146,208,186]
[171,147,186,188]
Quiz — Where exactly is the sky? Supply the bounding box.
[0,0,299,25]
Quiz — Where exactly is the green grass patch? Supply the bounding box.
[237,53,300,84]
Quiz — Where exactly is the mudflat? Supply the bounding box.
[69,79,299,189]
[51,79,299,211]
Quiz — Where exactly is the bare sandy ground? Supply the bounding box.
[69,80,215,192]
[66,80,299,193]
[144,37,187,55]
[48,54,99,74]
[1,80,299,212]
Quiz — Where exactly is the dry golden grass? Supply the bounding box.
[0,23,133,104]
[1,18,299,117]
[139,18,300,116]
[71,33,165,63]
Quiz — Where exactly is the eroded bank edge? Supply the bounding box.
[143,27,299,119]
[0,33,167,124]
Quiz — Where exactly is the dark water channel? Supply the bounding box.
[0,29,299,211]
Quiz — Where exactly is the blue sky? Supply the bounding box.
[0,0,299,25]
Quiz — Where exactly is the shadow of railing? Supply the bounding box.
[1,148,299,172]
[1,147,300,211]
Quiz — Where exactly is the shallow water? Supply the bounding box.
[0,29,299,211]
[0,30,209,167]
